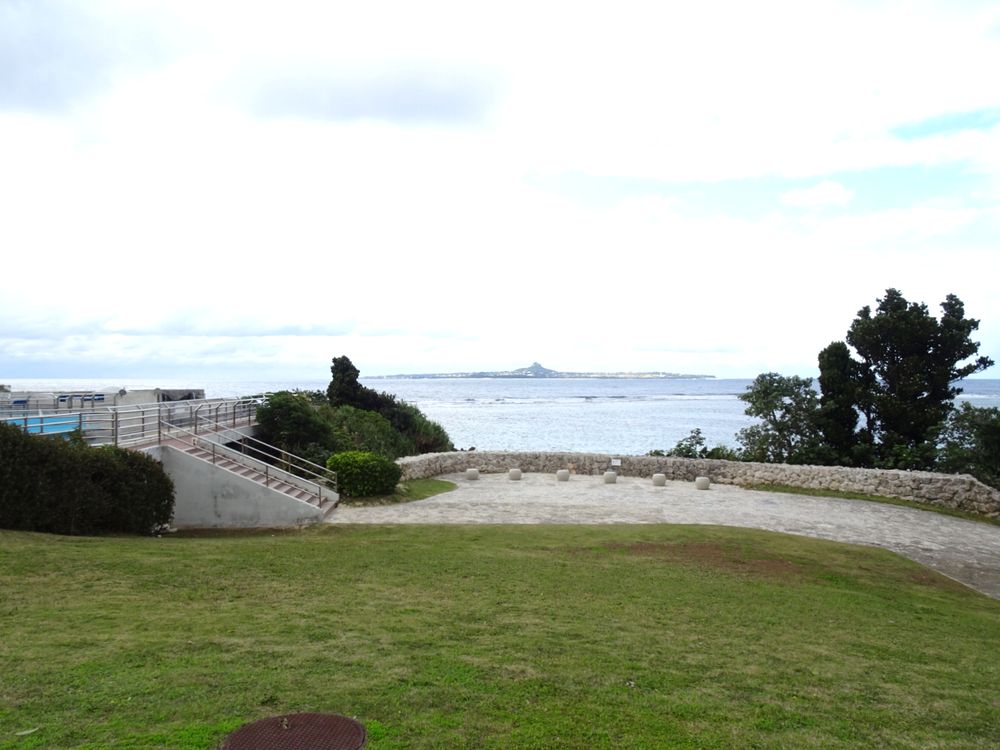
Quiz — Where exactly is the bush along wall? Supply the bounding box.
[0,422,175,535]
[326,450,402,498]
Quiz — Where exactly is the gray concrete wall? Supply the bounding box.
[398,451,1000,518]
[183,431,339,509]
[147,445,324,528]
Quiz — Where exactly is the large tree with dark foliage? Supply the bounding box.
[816,341,866,465]
[734,290,992,471]
[327,355,384,412]
[845,289,993,468]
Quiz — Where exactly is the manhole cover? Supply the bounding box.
[220,713,366,749]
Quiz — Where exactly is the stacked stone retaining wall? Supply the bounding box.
[398,451,1000,518]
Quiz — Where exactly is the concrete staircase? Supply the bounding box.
[178,443,339,519]
[152,421,340,527]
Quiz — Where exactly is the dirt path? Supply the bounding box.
[328,472,1000,599]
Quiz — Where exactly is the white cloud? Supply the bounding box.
[781,180,855,208]
[0,0,998,379]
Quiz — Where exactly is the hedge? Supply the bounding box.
[0,422,175,535]
[325,450,402,498]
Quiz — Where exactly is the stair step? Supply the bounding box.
[175,439,335,514]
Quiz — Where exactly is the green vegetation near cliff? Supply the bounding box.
[657,289,999,489]
[256,355,453,469]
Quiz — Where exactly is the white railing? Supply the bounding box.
[2,397,264,446]
[0,389,207,415]
[0,412,88,437]
[0,391,120,414]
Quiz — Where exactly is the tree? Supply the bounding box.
[327,355,454,454]
[669,428,709,458]
[648,428,741,460]
[845,289,993,468]
[938,403,1000,490]
[816,341,866,465]
[327,356,383,412]
[737,373,824,464]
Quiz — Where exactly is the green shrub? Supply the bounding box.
[86,447,176,534]
[326,450,402,498]
[326,355,454,455]
[322,404,413,458]
[257,391,340,454]
[938,402,1000,489]
[648,428,742,461]
[0,422,174,535]
[257,362,455,463]
[392,401,454,453]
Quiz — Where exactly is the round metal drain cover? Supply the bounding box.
[221,712,366,749]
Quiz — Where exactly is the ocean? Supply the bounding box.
[6,377,1000,457]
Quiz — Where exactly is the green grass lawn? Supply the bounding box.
[337,478,457,507]
[1,524,998,749]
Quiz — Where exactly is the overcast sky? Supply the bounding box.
[2,0,998,380]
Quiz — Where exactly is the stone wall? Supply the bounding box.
[398,451,1000,518]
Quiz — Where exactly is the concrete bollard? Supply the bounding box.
[652,473,666,486]
[508,468,522,480]
[556,469,570,481]
[695,476,710,490]
[603,471,617,484]
[466,468,480,481]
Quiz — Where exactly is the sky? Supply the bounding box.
[1,0,998,381]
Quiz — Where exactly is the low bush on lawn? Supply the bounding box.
[326,450,402,497]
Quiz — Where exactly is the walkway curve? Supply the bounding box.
[328,472,1000,599]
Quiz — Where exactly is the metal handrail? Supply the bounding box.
[0,391,122,414]
[1,412,85,436]
[87,397,263,446]
[196,418,336,489]
[161,419,337,507]
[3,396,266,448]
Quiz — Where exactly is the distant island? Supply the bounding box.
[370,362,715,380]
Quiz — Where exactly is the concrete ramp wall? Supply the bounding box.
[147,445,324,528]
